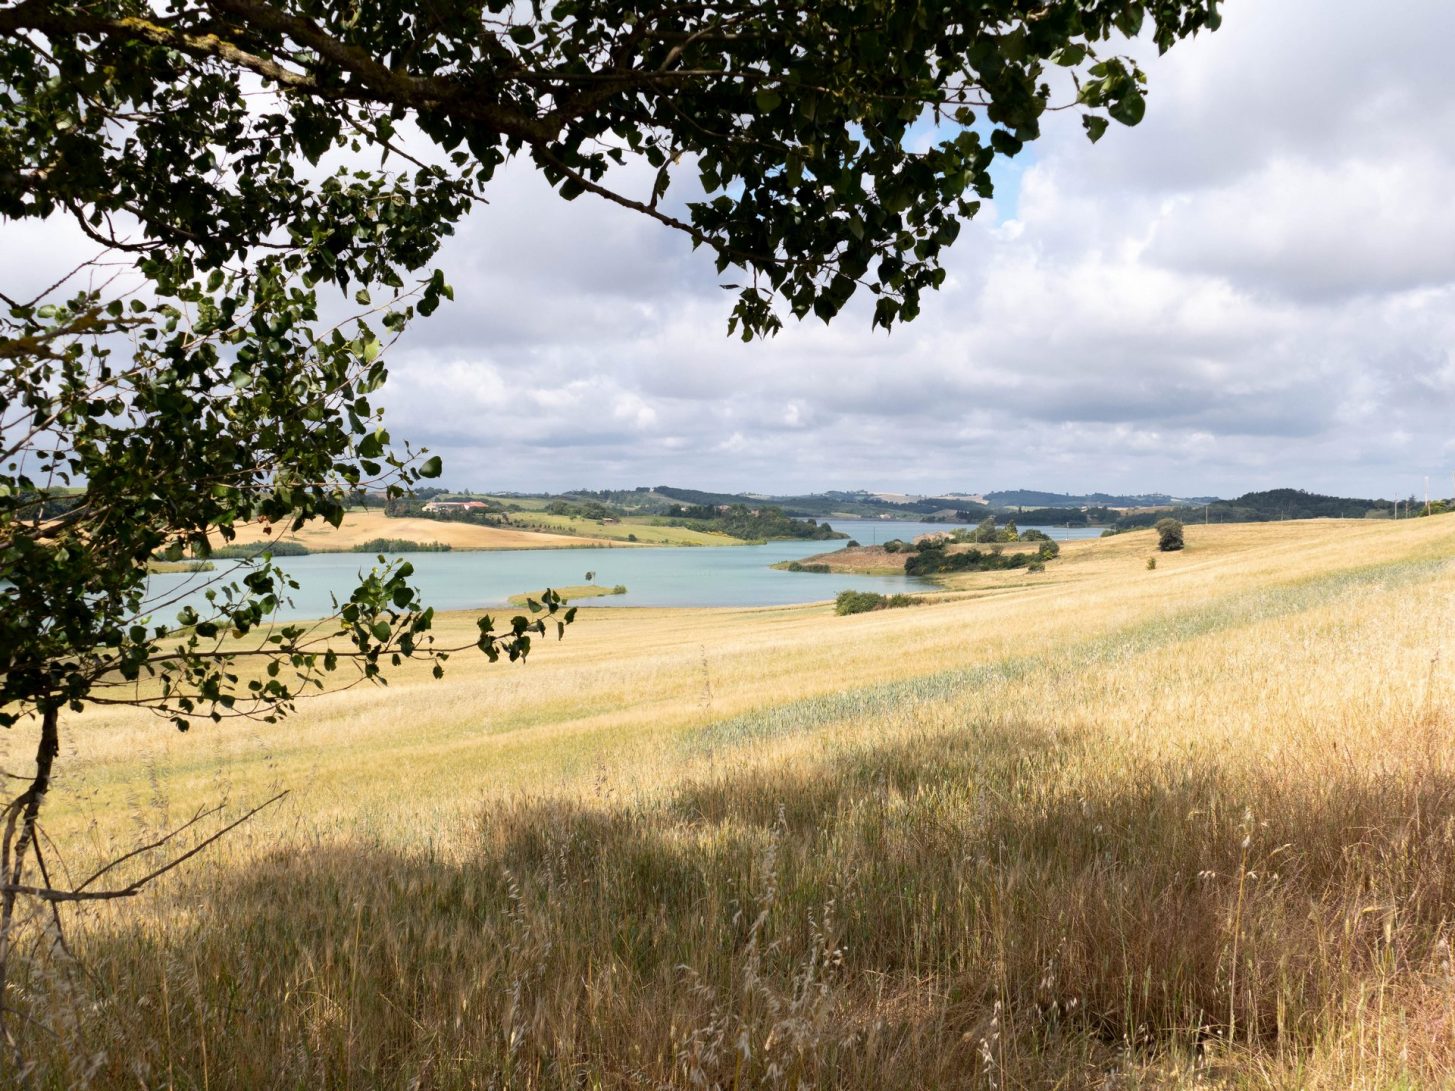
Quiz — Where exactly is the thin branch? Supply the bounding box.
[74,802,224,893]
[3,792,287,904]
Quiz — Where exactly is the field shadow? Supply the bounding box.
[23,718,1455,1087]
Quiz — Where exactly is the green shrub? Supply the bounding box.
[882,539,904,553]
[353,538,453,553]
[1146,556,1157,570]
[1020,529,1051,542]
[834,590,918,615]
[209,540,310,559]
[610,584,627,594]
[1155,518,1185,552]
[1027,559,1045,573]
[904,546,1035,577]
[1037,539,1060,560]
[148,559,215,573]
[843,540,860,548]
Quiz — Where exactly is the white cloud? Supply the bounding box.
[8,1,1452,499]
[371,0,1455,497]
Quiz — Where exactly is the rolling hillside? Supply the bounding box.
[19,514,1455,1087]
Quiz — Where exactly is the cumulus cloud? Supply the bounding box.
[9,1,1451,500]
[372,0,1455,498]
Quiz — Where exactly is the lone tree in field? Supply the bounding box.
[1156,517,1186,552]
[0,0,1222,1034]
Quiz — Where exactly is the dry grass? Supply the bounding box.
[214,509,623,551]
[507,583,626,606]
[5,516,1455,1088]
[511,512,741,546]
[783,543,909,574]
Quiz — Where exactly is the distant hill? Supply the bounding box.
[652,485,754,508]
[654,486,989,519]
[479,484,1404,528]
[1114,488,1397,529]
[986,489,1219,509]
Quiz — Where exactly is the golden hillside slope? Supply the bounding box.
[212,507,623,551]
[11,515,1455,1088]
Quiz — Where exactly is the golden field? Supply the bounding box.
[507,511,742,546]
[5,516,1455,1088]
[212,508,623,551]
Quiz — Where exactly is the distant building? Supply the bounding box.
[422,500,489,513]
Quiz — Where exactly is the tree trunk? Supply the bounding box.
[0,704,60,1051]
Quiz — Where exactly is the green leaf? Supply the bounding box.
[1082,115,1110,143]
[1109,91,1146,127]
[419,455,443,478]
[755,90,782,113]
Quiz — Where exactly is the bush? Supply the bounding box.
[610,584,627,594]
[1146,556,1157,570]
[882,539,904,553]
[843,540,860,548]
[904,546,1034,577]
[834,590,918,615]
[353,538,453,553]
[1036,539,1060,560]
[1155,518,1185,552]
[785,561,831,573]
[1020,529,1051,542]
[627,533,639,541]
[1027,559,1045,573]
[209,540,310,559]
[148,559,216,573]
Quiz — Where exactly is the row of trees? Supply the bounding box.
[666,505,843,541]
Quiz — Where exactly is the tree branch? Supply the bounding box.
[1,791,287,904]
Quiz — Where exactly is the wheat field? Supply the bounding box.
[5,516,1454,1088]
[212,509,624,552]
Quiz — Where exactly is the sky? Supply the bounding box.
[371,0,1455,500]
[9,1,1455,501]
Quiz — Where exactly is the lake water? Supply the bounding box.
[141,520,1104,622]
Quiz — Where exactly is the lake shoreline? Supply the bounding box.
[146,520,1103,621]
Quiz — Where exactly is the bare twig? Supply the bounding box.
[2,792,288,905]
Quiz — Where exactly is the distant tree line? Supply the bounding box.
[663,504,844,541]
[7,490,85,522]
[1113,489,1399,529]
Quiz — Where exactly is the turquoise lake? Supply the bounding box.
[142,520,1105,623]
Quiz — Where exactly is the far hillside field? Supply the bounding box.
[12,516,1455,1087]
[210,509,623,552]
[506,510,742,545]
